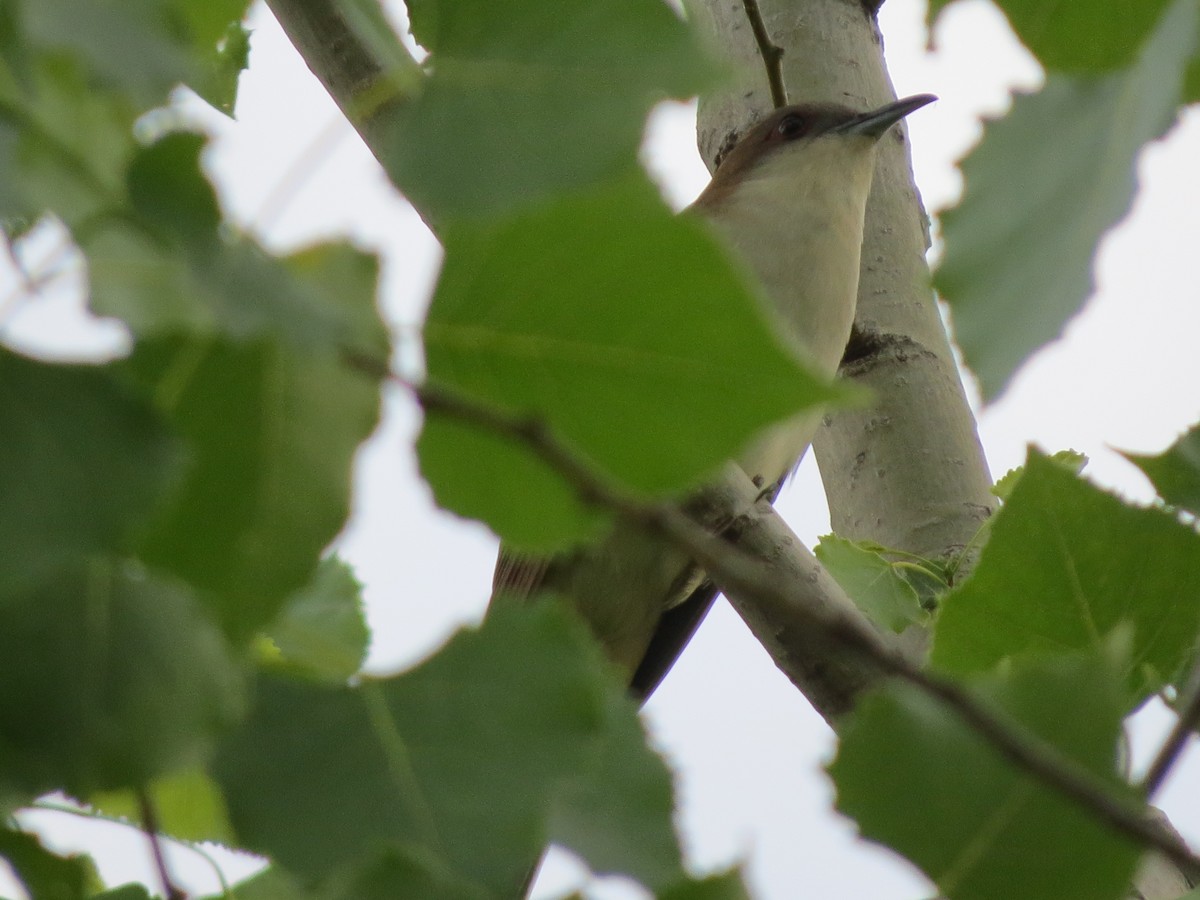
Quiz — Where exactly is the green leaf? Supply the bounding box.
[989,448,1087,501]
[419,172,853,549]
[0,349,182,592]
[192,20,251,116]
[172,0,252,50]
[121,337,381,639]
[814,536,936,632]
[201,868,315,900]
[212,601,683,895]
[263,557,370,682]
[0,560,245,800]
[1122,423,1200,515]
[89,767,236,846]
[126,132,221,241]
[325,849,491,900]
[545,676,681,887]
[0,826,98,900]
[830,651,1141,900]
[658,870,752,900]
[387,0,719,218]
[0,57,133,225]
[91,134,388,359]
[935,0,1199,400]
[20,0,195,108]
[190,20,249,116]
[931,450,1200,703]
[91,886,153,900]
[929,0,1174,72]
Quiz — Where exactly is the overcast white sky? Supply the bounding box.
[3,0,1200,897]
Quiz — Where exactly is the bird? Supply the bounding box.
[492,94,937,701]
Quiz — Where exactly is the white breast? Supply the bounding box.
[701,137,880,483]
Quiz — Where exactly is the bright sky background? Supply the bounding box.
[3,0,1200,897]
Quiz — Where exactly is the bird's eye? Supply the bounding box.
[776,114,808,140]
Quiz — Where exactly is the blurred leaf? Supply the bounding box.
[91,886,153,900]
[389,0,719,217]
[831,650,1140,900]
[936,0,1198,400]
[931,450,1200,704]
[90,767,236,846]
[201,868,314,900]
[1122,423,1200,515]
[265,557,370,682]
[0,58,133,225]
[126,131,221,240]
[0,826,98,900]
[989,448,1087,501]
[192,20,251,115]
[20,0,195,108]
[213,602,683,895]
[815,536,936,632]
[324,848,490,900]
[120,337,381,640]
[91,134,388,358]
[658,870,752,900]
[545,673,680,886]
[0,348,182,592]
[419,173,854,549]
[18,0,250,109]
[173,0,252,50]
[0,560,245,800]
[929,0,1174,72]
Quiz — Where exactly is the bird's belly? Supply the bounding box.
[737,407,823,487]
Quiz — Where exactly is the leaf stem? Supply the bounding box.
[136,788,186,900]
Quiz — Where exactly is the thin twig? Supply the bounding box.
[136,788,186,900]
[1142,661,1200,796]
[31,799,234,895]
[366,367,1200,874]
[741,0,787,108]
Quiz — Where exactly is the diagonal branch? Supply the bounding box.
[378,369,1200,876]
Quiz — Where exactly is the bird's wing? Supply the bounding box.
[629,577,720,701]
[492,550,552,599]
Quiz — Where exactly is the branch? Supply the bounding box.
[1142,661,1200,797]
[386,371,1200,876]
[264,0,421,177]
[741,0,787,108]
[136,788,185,900]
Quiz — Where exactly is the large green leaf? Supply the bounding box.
[831,651,1140,900]
[0,348,181,592]
[419,172,853,549]
[1122,422,1200,515]
[0,560,245,801]
[929,0,1175,72]
[931,451,1200,703]
[388,0,719,218]
[935,0,1198,400]
[212,602,684,895]
[120,337,381,640]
